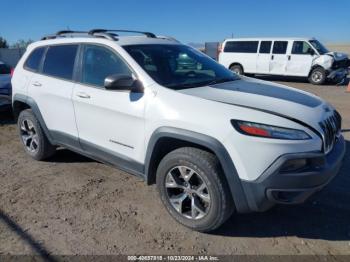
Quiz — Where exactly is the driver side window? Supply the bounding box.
[81,44,132,87]
[292,41,313,55]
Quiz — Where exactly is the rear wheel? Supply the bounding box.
[309,67,326,85]
[18,109,56,160]
[156,147,233,232]
[229,64,243,75]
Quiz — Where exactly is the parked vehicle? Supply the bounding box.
[218,37,349,85]
[0,61,12,109]
[12,30,345,232]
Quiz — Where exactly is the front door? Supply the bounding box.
[286,41,315,77]
[72,44,146,171]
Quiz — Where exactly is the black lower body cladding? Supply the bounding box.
[241,135,346,212]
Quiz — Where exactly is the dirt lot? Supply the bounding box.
[0,78,350,257]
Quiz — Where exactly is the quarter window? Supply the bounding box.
[81,45,132,87]
[259,41,272,54]
[272,41,288,54]
[42,45,78,80]
[224,41,259,53]
[292,41,313,55]
[24,47,46,72]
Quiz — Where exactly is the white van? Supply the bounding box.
[218,38,349,85]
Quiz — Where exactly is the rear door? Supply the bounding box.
[286,41,315,76]
[256,41,272,74]
[28,44,80,147]
[269,41,289,75]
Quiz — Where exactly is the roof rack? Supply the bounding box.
[88,29,157,38]
[41,29,158,41]
[41,30,88,40]
[56,30,87,35]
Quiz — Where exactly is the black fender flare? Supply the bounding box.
[144,126,251,213]
[13,94,55,144]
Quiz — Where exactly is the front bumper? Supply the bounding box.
[240,135,346,212]
[327,67,348,81]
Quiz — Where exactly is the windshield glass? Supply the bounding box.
[123,44,239,89]
[309,40,329,55]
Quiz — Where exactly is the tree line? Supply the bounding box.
[0,36,33,49]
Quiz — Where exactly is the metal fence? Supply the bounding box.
[0,48,26,67]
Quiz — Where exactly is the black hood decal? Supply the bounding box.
[209,80,322,108]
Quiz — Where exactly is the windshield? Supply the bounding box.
[309,40,329,55]
[123,44,239,89]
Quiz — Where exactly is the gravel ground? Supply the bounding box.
[0,78,350,257]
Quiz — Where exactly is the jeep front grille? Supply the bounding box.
[319,110,341,154]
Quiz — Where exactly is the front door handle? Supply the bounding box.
[271,55,274,60]
[287,55,291,61]
[76,92,91,99]
[32,81,42,87]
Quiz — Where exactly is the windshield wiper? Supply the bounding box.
[169,77,238,90]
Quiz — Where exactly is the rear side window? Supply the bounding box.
[272,41,288,54]
[81,44,132,87]
[224,41,258,53]
[24,47,46,72]
[259,41,272,54]
[42,45,78,80]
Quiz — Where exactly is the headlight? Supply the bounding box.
[231,120,311,140]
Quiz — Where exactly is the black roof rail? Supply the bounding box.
[88,29,156,38]
[56,30,87,35]
[41,29,157,41]
[92,32,118,41]
[41,30,88,40]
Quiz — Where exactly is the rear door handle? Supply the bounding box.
[32,81,42,87]
[76,92,91,99]
[288,55,291,61]
[271,55,274,60]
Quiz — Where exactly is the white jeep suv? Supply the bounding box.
[12,30,345,232]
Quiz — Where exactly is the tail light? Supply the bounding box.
[10,68,14,77]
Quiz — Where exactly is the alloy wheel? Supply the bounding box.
[20,119,39,153]
[165,166,211,220]
[312,70,323,83]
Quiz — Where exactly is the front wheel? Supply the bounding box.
[156,147,234,232]
[309,67,326,85]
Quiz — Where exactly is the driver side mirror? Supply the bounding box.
[104,74,144,93]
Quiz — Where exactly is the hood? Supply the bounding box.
[178,77,332,133]
[326,51,348,61]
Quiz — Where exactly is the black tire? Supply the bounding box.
[18,109,56,160]
[229,64,243,75]
[308,67,326,85]
[156,147,234,232]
